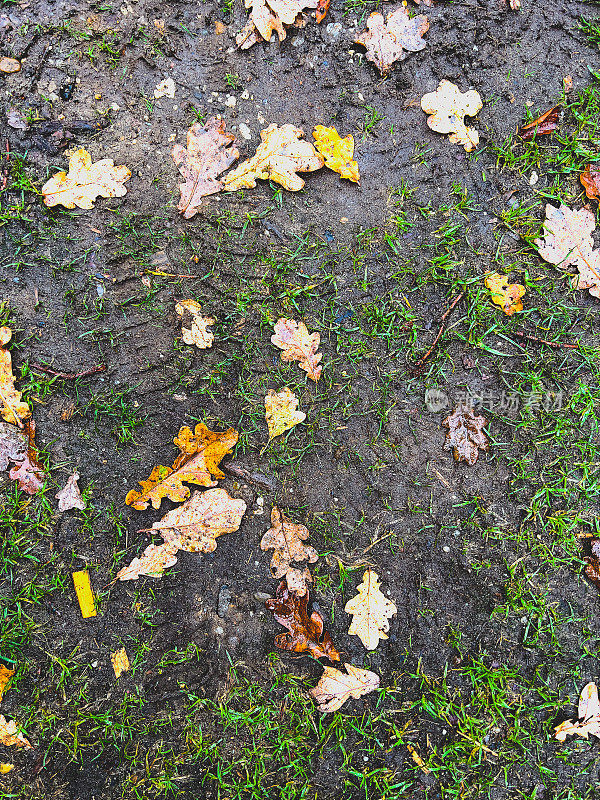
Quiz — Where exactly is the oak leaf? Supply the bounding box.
[9,420,44,495]
[265,387,306,439]
[0,421,26,470]
[271,318,322,381]
[126,423,238,510]
[0,716,31,749]
[555,682,600,742]
[236,0,318,49]
[260,507,318,585]
[421,80,483,152]
[484,272,525,316]
[55,471,85,511]
[518,105,560,141]
[0,665,14,703]
[0,327,30,427]
[42,147,131,210]
[313,126,359,183]
[584,537,600,593]
[355,7,429,74]
[116,541,178,581]
[442,404,488,466]
[310,663,380,713]
[172,119,239,219]
[265,580,340,661]
[223,124,324,192]
[580,165,600,201]
[176,299,215,349]
[345,570,397,651]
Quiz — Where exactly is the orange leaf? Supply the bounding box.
[580,164,600,201]
[0,327,30,427]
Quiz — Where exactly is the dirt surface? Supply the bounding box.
[2,0,600,798]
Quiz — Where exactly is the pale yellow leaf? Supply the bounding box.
[345,570,397,650]
[116,542,179,581]
[260,506,318,582]
[421,80,482,152]
[42,147,131,210]
[0,716,31,749]
[176,300,215,349]
[555,682,600,742]
[265,387,306,439]
[310,663,380,713]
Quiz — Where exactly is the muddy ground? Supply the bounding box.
[2,0,600,798]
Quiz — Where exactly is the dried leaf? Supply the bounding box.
[313,126,360,183]
[484,272,525,316]
[176,300,215,349]
[126,423,238,511]
[271,318,322,381]
[442,404,489,466]
[55,471,85,512]
[421,80,483,152]
[236,0,318,48]
[9,420,44,495]
[172,119,239,219]
[0,665,14,703]
[7,109,29,130]
[265,388,306,439]
[355,7,429,74]
[0,57,20,74]
[315,0,330,23]
[555,682,600,742]
[0,327,30,427]
[310,663,380,713]
[584,537,600,592]
[260,506,318,584]
[116,541,178,581]
[407,744,430,774]
[345,570,397,651]
[0,421,26,471]
[0,716,31,749]
[42,147,131,210]
[72,570,96,618]
[266,580,340,661]
[0,763,13,774]
[223,124,324,192]
[111,647,130,678]
[580,165,600,201]
[518,105,560,141]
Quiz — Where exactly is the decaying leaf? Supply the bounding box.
[315,0,330,23]
[0,421,26,471]
[266,580,340,661]
[421,80,483,152]
[442,404,489,466]
[345,570,397,651]
[116,541,178,581]
[7,109,29,130]
[271,318,322,381]
[0,716,31,749]
[484,272,525,316]
[584,537,600,592]
[236,0,318,49]
[0,57,20,74]
[0,666,14,704]
[313,126,360,183]
[42,147,131,210]
[0,327,30,427]
[126,423,238,510]
[9,420,44,495]
[72,570,96,618]
[223,124,324,192]
[310,663,380,713]
[260,506,318,586]
[172,119,239,219]
[55,472,85,512]
[518,105,560,141]
[555,682,600,742]
[111,647,130,679]
[265,388,306,439]
[580,165,600,201]
[176,299,215,349]
[355,7,429,74]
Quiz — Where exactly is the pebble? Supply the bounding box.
[240,89,250,100]
[443,546,450,553]
[238,123,252,140]
[529,170,539,186]
[291,36,305,48]
[215,626,224,635]
[326,22,342,39]
[254,591,271,601]
[224,95,236,108]
[217,585,232,617]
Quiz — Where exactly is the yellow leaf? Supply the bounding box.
[223,124,324,192]
[484,272,525,316]
[175,300,215,349]
[42,147,131,210]
[0,327,30,427]
[0,57,20,74]
[310,663,380,713]
[0,716,30,749]
[0,665,14,703]
[421,80,482,152]
[111,647,130,679]
[313,126,359,183]
[0,763,14,774]
[72,570,97,618]
[116,542,178,581]
[271,318,322,381]
[344,570,397,650]
[265,388,306,439]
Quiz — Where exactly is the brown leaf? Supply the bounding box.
[518,105,560,142]
[355,7,429,74]
[271,318,322,381]
[0,421,27,471]
[0,716,31,749]
[265,579,340,661]
[310,663,380,713]
[223,124,324,192]
[126,423,238,510]
[42,147,131,210]
[442,404,489,466]
[580,165,600,201]
[236,0,318,49]
[484,272,525,316]
[584,537,600,592]
[171,119,239,219]
[555,682,600,742]
[315,0,330,23]
[116,541,179,581]
[176,300,215,348]
[9,419,44,495]
[345,570,397,651]
[265,388,306,439]
[260,506,318,584]
[0,327,30,427]
[0,665,14,703]
[421,80,483,152]
[55,471,85,512]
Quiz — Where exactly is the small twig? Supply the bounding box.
[144,269,204,280]
[360,531,395,556]
[30,362,106,379]
[512,330,579,350]
[409,292,465,374]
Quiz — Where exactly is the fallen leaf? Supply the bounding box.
[265,387,306,439]
[0,327,30,427]
[126,423,238,511]
[0,716,31,749]
[442,404,489,466]
[563,75,573,93]
[355,7,429,74]
[55,471,85,512]
[345,570,397,651]
[260,506,318,585]
[580,165,600,201]
[0,421,27,471]
[313,126,360,183]
[271,318,322,381]
[315,0,330,23]
[507,0,520,8]
[421,80,483,152]
[584,537,600,592]
[518,105,560,141]
[310,663,379,712]
[0,666,14,703]
[555,682,600,742]
[154,77,175,99]
[9,420,44,495]
[0,57,20,74]
[72,570,96,618]
[266,579,340,661]
[7,109,29,130]
[223,124,324,192]
[111,647,130,678]
[42,147,131,210]
[172,119,239,219]
[236,0,318,49]
[176,300,215,349]
[0,763,13,774]
[407,743,431,774]
[484,272,525,316]
[116,541,178,581]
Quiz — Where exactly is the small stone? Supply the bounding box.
[340,217,349,224]
[215,626,224,635]
[326,22,342,39]
[224,95,236,108]
[238,122,252,140]
[110,102,120,111]
[291,36,305,48]
[257,112,266,124]
[443,546,450,553]
[254,591,271,601]
[217,585,232,618]
[529,170,539,186]
[0,56,20,74]
[240,89,250,100]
